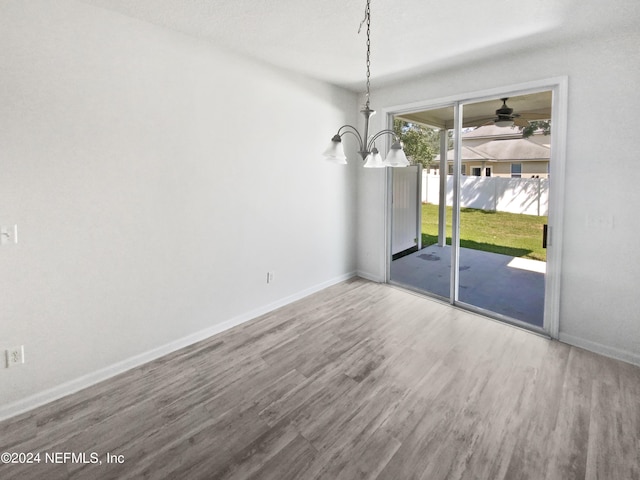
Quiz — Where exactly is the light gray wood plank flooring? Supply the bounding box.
[1,278,639,479]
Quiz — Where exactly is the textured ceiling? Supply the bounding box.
[80,0,639,91]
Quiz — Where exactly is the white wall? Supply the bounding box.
[0,0,358,415]
[359,27,640,364]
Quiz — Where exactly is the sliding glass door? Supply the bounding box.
[388,86,560,334]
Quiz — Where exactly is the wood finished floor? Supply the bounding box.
[1,278,639,479]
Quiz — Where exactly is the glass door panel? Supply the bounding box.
[456,93,551,328]
[389,109,454,299]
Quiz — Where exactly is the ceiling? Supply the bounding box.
[80,0,638,91]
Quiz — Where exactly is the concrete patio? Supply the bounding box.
[390,244,545,327]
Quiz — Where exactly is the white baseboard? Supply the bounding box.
[559,332,640,367]
[0,271,357,422]
[356,269,384,283]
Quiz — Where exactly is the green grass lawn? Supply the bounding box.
[422,203,547,261]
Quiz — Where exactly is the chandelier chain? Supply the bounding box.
[359,0,372,108]
[365,0,371,108]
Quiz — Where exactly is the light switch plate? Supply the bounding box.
[586,214,614,230]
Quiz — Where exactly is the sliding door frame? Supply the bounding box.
[384,77,568,338]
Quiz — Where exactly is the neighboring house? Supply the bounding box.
[435,125,550,178]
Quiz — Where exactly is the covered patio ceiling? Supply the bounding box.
[397,91,552,129]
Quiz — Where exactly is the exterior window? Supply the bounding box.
[485,167,492,177]
[472,167,481,176]
[511,163,522,178]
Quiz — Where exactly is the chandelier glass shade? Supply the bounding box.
[322,135,348,164]
[322,0,409,168]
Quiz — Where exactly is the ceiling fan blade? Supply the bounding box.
[513,118,530,127]
[462,116,495,128]
[518,112,551,120]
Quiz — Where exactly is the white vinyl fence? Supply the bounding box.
[422,173,549,216]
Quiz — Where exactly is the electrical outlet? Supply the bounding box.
[6,346,24,368]
[0,225,18,245]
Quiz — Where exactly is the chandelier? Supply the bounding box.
[322,0,409,168]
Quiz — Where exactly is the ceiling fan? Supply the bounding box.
[493,97,529,127]
[491,98,528,127]
[465,97,550,129]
